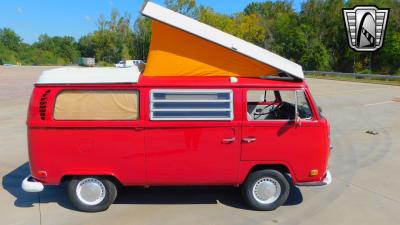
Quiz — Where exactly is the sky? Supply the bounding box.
[0,0,303,44]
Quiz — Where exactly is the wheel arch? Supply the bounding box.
[239,162,296,184]
[60,174,123,187]
[249,164,290,174]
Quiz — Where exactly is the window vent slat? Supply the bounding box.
[151,108,231,112]
[150,89,233,121]
[151,99,231,103]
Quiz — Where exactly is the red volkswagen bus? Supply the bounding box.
[22,66,331,212]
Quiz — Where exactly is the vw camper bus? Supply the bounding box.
[22,2,331,212]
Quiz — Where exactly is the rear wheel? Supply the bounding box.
[67,176,117,212]
[241,169,290,211]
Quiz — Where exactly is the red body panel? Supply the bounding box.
[27,76,330,186]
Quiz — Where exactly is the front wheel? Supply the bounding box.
[67,176,117,212]
[241,169,290,211]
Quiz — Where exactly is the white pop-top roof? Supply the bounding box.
[36,66,141,84]
[141,2,304,80]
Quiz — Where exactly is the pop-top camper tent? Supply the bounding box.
[141,2,304,80]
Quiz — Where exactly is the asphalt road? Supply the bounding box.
[1,66,400,225]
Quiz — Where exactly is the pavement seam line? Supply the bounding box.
[335,177,400,205]
[38,193,42,225]
[314,88,389,97]
[364,101,394,106]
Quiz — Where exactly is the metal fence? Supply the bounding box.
[304,71,400,80]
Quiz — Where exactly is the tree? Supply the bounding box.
[133,17,152,61]
[233,13,266,47]
[0,42,18,64]
[0,28,22,51]
[197,6,265,47]
[78,34,96,58]
[300,39,330,71]
[165,0,198,17]
[243,1,305,61]
[121,44,131,60]
[78,9,135,64]
[33,34,80,64]
[300,0,344,69]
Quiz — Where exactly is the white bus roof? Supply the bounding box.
[141,2,304,80]
[36,67,141,84]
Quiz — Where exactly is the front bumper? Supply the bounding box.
[296,170,332,186]
[22,175,44,192]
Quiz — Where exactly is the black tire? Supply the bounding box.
[67,176,117,212]
[241,169,290,211]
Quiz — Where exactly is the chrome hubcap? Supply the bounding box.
[252,177,281,204]
[76,178,106,205]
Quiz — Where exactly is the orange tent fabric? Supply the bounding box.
[144,21,278,77]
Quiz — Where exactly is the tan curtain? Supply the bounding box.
[54,90,139,120]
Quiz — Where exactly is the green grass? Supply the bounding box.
[305,74,400,86]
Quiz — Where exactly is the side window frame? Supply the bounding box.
[149,89,234,121]
[245,88,309,123]
[52,89,140,121]
[299,88,319,121]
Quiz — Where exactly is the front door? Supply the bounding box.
[241,88,325,180]
[145,89,241,185]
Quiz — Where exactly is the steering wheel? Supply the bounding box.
[269,102,283,119]
[253,103,276,120]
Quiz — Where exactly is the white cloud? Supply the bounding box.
[85,16,91,22]
[16,7,23,14]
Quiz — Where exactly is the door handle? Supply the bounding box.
[242,137,256,143]
[222,137,236,144]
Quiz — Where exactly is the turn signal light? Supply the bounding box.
[310,169,319,177]
[37,170,48,178]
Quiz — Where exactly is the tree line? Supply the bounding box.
[0,0,399,74]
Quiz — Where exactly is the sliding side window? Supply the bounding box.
[150,89,233,120]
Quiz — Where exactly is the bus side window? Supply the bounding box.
[247,90,296,121]
[296,91,313,120]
